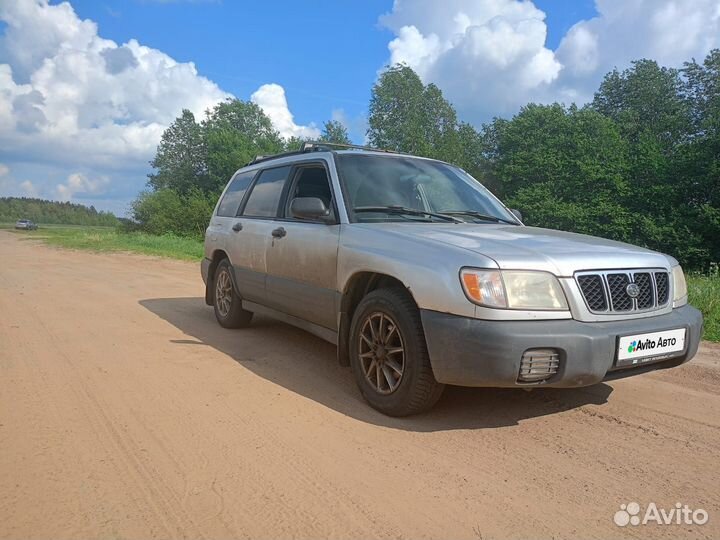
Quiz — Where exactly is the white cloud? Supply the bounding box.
[380,0,561,121]
[387,25,444,79]
[19,180,39,197]
[379,0,720,122]
[251,83,320,140]
[0,1,323,212]
[554,0,720,104]
[56,172,110,201]
[0,0,231,171]
[0,0,231,209]
[0,163,8,177]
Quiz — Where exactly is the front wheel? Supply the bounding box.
[349,288,444,416]
[213,259,253,329]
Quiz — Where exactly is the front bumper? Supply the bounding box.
[421,305,703,387]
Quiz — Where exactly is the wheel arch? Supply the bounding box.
[205,249,231,306]
[337,271,418,366]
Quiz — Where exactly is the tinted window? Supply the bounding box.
[242,166,290,217]
[285,166,333,219]
[217,171,254,217]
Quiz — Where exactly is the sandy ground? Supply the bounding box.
[0,230,718,540]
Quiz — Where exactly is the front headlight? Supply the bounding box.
[460,269,568,310]
[672,265,688,306]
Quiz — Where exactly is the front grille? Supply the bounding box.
[607,273,633,311]
[577,274,607,311]
[655,272,669,304]
[518,349,560,383]
[634,273,653,309]
[576,269,671,314]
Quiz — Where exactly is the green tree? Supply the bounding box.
[593,60,689,150]
[130,188,215,238]
[367,65,427,153]
[319,120,351,144]
[367,65,467,163]
[284,136,309,151]
[0,197,118,226]
[591,59,703,265]
[455,121,489,184]
[202,99,284,192]
[421,83,462,162]
[485,104,633,240]
[148,110,209,195]
[676,49,720,267]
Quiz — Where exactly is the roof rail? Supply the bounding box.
[247,141,406,166]
[247,149,307,166]
[299,141,405,154]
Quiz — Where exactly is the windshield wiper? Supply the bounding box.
[439,210,519,225]
[353,205,463,223]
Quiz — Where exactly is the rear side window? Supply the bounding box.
[217,171,254,217]
[241,166,291,217]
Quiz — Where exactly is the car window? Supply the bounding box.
[242,166,291,217]
[216,171,255,217]
[285,166,334,220]
[336,154,516,223]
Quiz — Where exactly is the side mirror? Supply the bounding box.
[510,208,523,222]
[290,197,330,221]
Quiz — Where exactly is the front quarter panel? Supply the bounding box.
[337,225,498,318]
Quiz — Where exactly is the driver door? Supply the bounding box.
[264,161,340,330]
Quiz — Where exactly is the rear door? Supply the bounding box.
[227,165,291,304]
[264,161,340,330]
[206,169,255,265]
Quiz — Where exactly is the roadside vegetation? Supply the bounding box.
[12,226,203,261]
[688,273,720,342]
[0,197,118,226]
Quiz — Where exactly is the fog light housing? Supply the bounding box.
[518,349,560,383]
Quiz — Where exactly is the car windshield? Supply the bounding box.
[335,153,517,224]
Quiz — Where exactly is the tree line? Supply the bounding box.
[0,197,118,227]
[135,50,720,270]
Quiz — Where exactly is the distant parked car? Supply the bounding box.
[15,219,38,230]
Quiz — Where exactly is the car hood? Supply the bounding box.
[354,223,673,276]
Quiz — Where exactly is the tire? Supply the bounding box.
[212,259,253,329]
[349,287,445,416]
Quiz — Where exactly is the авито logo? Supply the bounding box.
[627,336,678,354]
[614,502,708,527]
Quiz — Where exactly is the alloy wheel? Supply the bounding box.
[358,311,405,394]
[215,269,233,317]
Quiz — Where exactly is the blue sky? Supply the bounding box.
[1,0,719,215]
[65,0,597,141]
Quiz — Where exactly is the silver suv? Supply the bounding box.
[202,142,703,416]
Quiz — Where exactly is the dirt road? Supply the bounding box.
[0,230,718,540]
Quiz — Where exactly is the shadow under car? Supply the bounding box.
[139,296,613,431]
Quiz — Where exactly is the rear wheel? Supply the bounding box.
[349,288,444,416]
[213,259,253,329]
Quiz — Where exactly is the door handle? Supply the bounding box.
[271,227,286,238]
[232,222,243,232]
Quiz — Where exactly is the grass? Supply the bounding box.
[10,225,204,261]
[5,225,718,342]
[688,274,720,342]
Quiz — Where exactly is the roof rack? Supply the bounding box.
[247,149,307,166]
[299,141,405,154]
[247,141,405,166]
